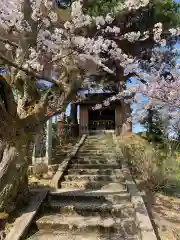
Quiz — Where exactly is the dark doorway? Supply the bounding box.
[88,109,115,130]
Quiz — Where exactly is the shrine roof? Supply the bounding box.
[75,92,120,105]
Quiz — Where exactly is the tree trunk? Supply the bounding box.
[121,102,132,135]
[0,138,31,213]
[0,55,82,213]
[0,141,5,163]
[116,67,132,136]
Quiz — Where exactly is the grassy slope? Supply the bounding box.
[117,133,180,240]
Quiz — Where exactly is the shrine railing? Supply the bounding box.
[89,120,115,130]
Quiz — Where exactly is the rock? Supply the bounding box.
[43,174,51,179]
[47,171,54,178]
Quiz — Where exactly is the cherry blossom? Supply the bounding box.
[0,0,162,77]
[137,73,180,110]
[0,0,180,113]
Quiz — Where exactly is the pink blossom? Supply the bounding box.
[0,0,180,118]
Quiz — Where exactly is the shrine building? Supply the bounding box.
[74,93,123,135]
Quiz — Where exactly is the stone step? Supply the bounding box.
[81,144,113,147]
[73,155,117,160]
[85,136,109,138]
[68,168,124,175]
[60,181,126,190]
[72,156,118,161]
[74,156,117,161]
[49,199,135,218]
[86,137,112,140]
[49,193,130,205]
[86,136,109,140]
[27,135,141,240]
[81,140,114,148]
[36,214,138,236]
[80,146,114,149]
[83,140,113,143]
[49,188,129,197]
[64,174,124,182]
[76,153,116,157]
[74,156,118,161]
[70,164,122,169]
[74,154,115,159]
[72,159,121,165]
[78,150,115,154]
[49,189,131,204]
[27,230,139,240]
[76,153,117,157]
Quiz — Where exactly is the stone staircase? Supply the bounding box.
[27,133,140,240]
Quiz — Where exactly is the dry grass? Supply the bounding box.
[116,133,180,240]
[117,133,179,191]
[141,190,180,240]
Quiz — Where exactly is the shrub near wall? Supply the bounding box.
[118,134,178,191]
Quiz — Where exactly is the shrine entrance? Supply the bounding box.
[75,93,123,135]
[88,108,115,131]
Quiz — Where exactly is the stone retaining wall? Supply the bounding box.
[112,133,157,240]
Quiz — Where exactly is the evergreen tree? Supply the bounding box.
[141,106,165,143]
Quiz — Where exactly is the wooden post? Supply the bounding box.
[115,104,123,135]
[70,103,78,137]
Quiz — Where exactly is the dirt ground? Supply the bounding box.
[142,190,180,240]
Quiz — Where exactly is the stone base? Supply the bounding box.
[32,157,51,165]
[28,164,59,175]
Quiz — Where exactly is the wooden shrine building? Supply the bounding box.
[74,93,123,135]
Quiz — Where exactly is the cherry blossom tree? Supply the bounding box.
[0,0,179,212]
[136,72,180,110]
[127,48,180,119]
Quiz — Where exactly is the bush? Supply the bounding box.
[118,134,178,191]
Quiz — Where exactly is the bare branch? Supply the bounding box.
[0,36,18,48]
[48,51,75,64]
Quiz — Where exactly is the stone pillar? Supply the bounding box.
[32,125,46,165]
[32,118,52,165]
[45,118,52,164]
[57,113,64,136]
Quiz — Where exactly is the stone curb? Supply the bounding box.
[51,134,87,188]
[5,190,48,240]
[112,134,157,240]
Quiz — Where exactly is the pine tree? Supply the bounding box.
[141,106,165,143]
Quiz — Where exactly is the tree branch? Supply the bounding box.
[0,52,59,85]
[0,36,18,48]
